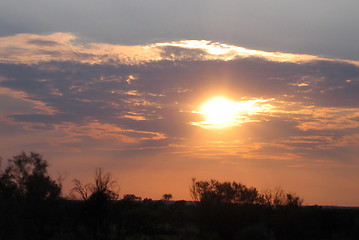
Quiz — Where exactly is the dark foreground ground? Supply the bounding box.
[0,199,358,240]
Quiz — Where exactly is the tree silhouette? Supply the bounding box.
[0,152,63,240]
[72,168,119,201]
[72,168,120,240]
[262,187,303,207]
[190,178,261,205]
[191,178,303,207]
[123,194,142,201]
[0,152,61,201]
[162,193,173,201]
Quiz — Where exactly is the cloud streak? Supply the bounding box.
[3,33,359,65]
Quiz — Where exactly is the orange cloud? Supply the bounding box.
[1,33,359,66]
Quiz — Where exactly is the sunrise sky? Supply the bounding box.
[1,0,359,206]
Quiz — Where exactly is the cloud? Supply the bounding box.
[4,33,359,65]
[2,0,359,62]
[0,33,359,165]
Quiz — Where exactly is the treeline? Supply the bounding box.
[1,152,359,240]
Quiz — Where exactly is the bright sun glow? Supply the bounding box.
[201,97,240,126]
[193,96,273,129]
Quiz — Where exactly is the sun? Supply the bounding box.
[192,96,273,129]
[199,96,243,128]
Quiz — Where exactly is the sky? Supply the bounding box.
[0,0,359,206]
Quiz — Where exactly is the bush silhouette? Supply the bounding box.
[123,194,142,201]
[0,152,62,201]
[262,187,303,207]
[190,178,262,205]
[3,152,357,240]
[72,168,119,201]
[72,168,120,240]
[0,152,63,240]
[162,193,173,201]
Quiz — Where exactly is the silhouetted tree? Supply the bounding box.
[262,187,303,207]
[72,168,119,240]
[190,178,261,205]
[72,168,119,201]
[0,152,63,240]
[285,193,303,207]
[0,152,62,201]
[162,193,173,201]
[123,194,142,201]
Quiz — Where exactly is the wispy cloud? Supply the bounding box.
[2,33,358,66]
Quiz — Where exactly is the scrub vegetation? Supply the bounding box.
[1,152,358,240]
